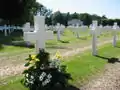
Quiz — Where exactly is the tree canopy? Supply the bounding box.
[50,12,120,26]
[0,0,119,26]
[0,0,52,25]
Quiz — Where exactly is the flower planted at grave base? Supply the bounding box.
[22,48,72,90]
[24,54,40,67]
[31,55,36,60]
[53,50,63,60]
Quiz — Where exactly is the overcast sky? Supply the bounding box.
[37,0,120,19]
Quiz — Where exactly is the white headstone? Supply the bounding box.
[75,23,80,38]
[89,24,93,35]
[56,23,61,40]
[4,25,7,36]
[8,25,11,34]
[91,20,98,55]
[97,24,103,35]
[45,24,48,30]
[24,16,54,54]
[23,22,34,32]
[60,24,65,34]
[112,22,117,47]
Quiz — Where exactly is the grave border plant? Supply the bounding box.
[21,48,72,90]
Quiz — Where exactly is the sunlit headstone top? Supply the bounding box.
[76,23,79,28]
[91,20,98,30]
[57,23,60,26]
[113,22,118,29]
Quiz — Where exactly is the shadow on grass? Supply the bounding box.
[78,37,87,40]
[46,40,70,47]
[0,44,4,50]
[59,40,70,43]
[7,41,35,49]
[0,30,35,49]
[51,85,80,90]
[115,46,120,48]
[95,55,120,64]
[0,30,23,44]
[46,45,72,50]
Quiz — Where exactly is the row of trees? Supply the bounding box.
[48,11,120,26]
[0,0,52,25]
[0,0,120,26]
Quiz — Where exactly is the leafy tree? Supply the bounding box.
[45,16,52,25]
[114,19,120,26]
[107,19,114,26]
[71,12,79,19]
[52,11,64,25]
[101,19,108,26]
[91,14,101,20]
[101,15,107,19]
[0,0,25,20]
[0,0,118,27]
[79,13,92,26]
[65,12,72,26]
[0,0,51,25]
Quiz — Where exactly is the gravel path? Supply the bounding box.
[80,62,120,90]
[1,39,120,90]
[0,40,113,78]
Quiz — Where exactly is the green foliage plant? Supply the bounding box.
[21,48,72,90]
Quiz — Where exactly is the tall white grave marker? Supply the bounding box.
[60,24,65,35]
[4,25,7,36]
[76,23,80,38]
[22,22,34,32]
[112,22,117,47]
[56,23,61,40]
[91,20,98,55]
[8,25,11,34]
[98,24,103,35]
[24,16,54,54]
[45,24,48,30]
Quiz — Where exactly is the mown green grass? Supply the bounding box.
[0,46,31,53]
[1,42,120,90]
[1,28,120,54]
[0,29,91,54]
[66,43,120,86]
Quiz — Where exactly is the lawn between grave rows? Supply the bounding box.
[0,28,120,56]
[1,43,120,90]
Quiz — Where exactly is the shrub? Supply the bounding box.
[21,48,72,90]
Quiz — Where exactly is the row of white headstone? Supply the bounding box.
[67,24,89,38]
[0,25,22,36]
[23,16,120,55]
[67,23,120,39]
[23,16,70,54]
[23,22,66,41]
[91,21,120,55]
